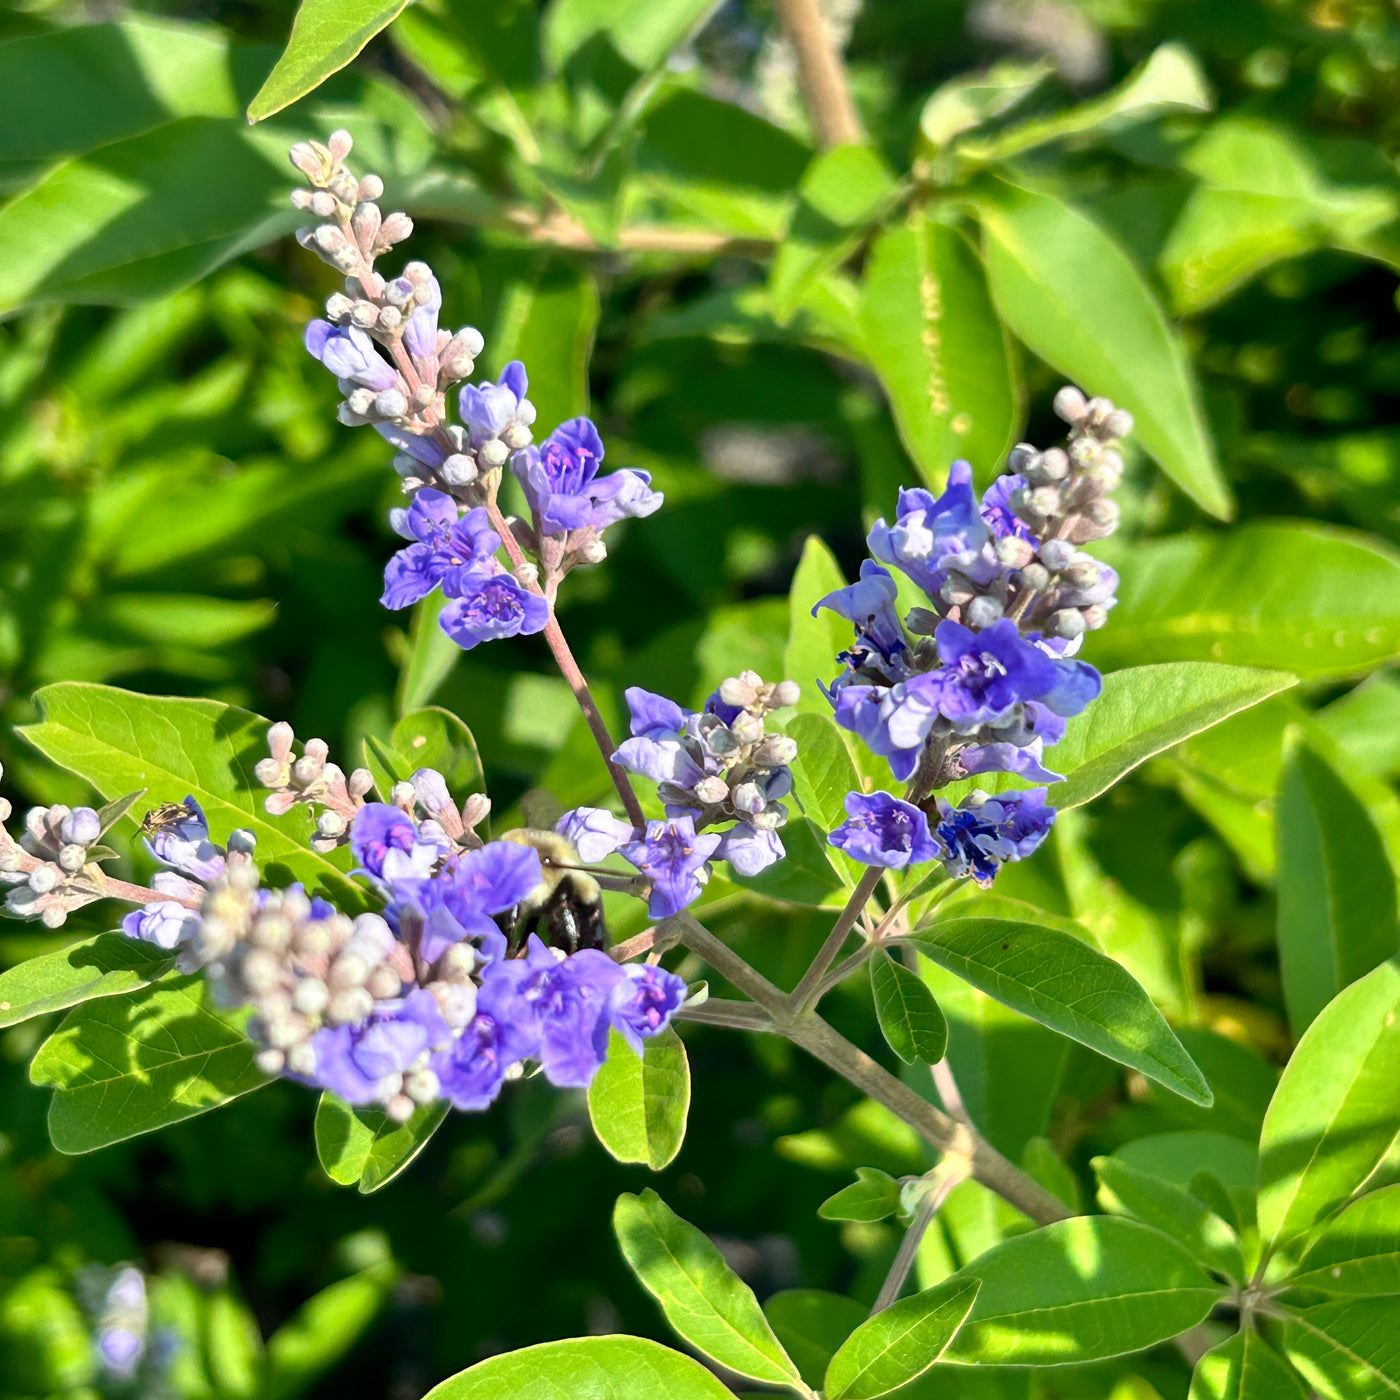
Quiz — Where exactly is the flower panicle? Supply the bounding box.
[820,388,1131,886]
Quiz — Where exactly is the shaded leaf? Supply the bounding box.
[871,952,948,1065]
[0,934,173,1030]
[1290,1184,1400,1296]
[1189,1329,1309,1400]
[314,1092,450,1193]
[764,1290,867,1389]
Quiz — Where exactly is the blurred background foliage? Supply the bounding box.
[2,0,1400,1395]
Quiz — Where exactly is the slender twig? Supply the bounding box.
[816,944,876,999]
[930,1059,973,1129]
[677,999,777,1033]
[609,925,676,963]
[791,867,883,1011]
[772,0,864,149]
[873,1159,970,1312]
[501,209,772,257]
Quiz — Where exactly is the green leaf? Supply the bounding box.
[1289,1184,1400,1296]
[247,0,410,121]
[1093,1155,1244,1279]
[588,1027,691,1171]
[397,590,461,713]
[489,258,599,421]
[764,1290,867,1388]
[918,59,1050,153]
[908,908,1211,1105]
[784,535,856,721]
[860,213,1021,484]
[29,976,267,1153]
[0,934,173,1030]
[0,118,295,314]
[391,706,485,799]
[979,180,1230,520]
[787,713,863,840]
[1277,733,1399,1036]
[771,146,898,323]
[265,1264,397,1400]
[940,1216,1221,1364]
[1189,1330,1310,1400]
[1110,1130,1258,1229]
[871,952,949,1065]
[314,1092,450,1193]
[1092,523,1400,680]
[544,0,719,73]
[1284,1299,1400,1399]
[612,1189,803,1388]
[422,1336,738,1400]
[1045,662,1297,811]
[819,1168,904,1223]
[825,1277,981,1399]
[20,681,365,909]
[205,1288,265,1400]
[1257,959,1400,1252]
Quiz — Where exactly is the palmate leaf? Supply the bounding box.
[940,1216,1222,1365]
[29,976,267,1154]
[907,905,1211,1105]
[423,1336,737,1400]
[20,682,366,909]
[1257,959,1400,1252]
[612,1190,803,1389]
[587,1027,690,1170]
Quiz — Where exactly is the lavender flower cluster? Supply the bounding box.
[823,390,1130,885]
[290,130,660,653]
[76,1264,174,1393]
[558,670,802,915]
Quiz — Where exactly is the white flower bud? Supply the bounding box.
[770,680,801,709]
[719,675,759,708]
[1020,563,1050,592]
[391,781,416,808]
[1049,608,1086,639]
[292,977,330,1016]
[310,190,339,219]
[290,188,314,210]
[1053,386,1088,424]
[379,212,413,245]
[577,538,607,564]
[255,1048,286,1076]
[325,292,354,321]
[731,781,765,814]
[253,757,286,789]
[243,949,283,995]
[28,864,58,894]
[57,844,86,872]
[441,453,477,486]
[966,595,1005,629]
[375,388,409,419]
[732,712,764,745]
[352,202,382,249]
[503,423,532,451]
[313,224,347,254]
[359,173,384,201]
[1040,539,1076,572]
[1103,408,1133,439]
[1081,604,1109,630]
[316,811,346,839]
[404,1067,440,1104]
[349,299,378,329]
[348,769,374,799]
[694,776,729,805]
[513,561,539,588]
[286,1042,318,1077]
[366,964,402,1000]
[753,735,798,768]
[385,1093,416,1123]
[329,987,374,1024]
[327,129,353,161]
[995,535,1036,569]
[40,906,67,930]
[479,438,509,468]
[292,756,322,786]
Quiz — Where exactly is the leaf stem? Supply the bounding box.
[791,867,883,1011]
[772,0,865,149]
[872,1159,969,1312]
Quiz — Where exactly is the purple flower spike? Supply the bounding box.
[381,492,501,610]
[620,816,721,919]
[513,418,663,537]
[144,796,225,883]
[932,788,1056,886]
[609,963,687,1054]
[815,561,907,667]
[431,1012,516,1110]
[829,791,940,869]
[438,575,549,651]
[122,899,198,950]
[307,989,450,1105]
[929,619,1061,729]
[305,321,398,392]
[459,361,528,440]
[350,803,445,883]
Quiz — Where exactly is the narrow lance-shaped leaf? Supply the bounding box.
[871,952,948,1065]
[1044,662,1297,811]
[908,907,1212,1105]
[978,180,1230,520]
[1284,1299,1400,1399]
[1288,1183,1400,1296]
[1276,732,1399,1036]
[247,0,411,122]
[940,1216,1222,1365]
[30,976,268,1154]
[612,1190,804,1388]
[587,1027,691,1171]
[860,213,1021,485]
[825,1277,981,1400]
[0,934,173,1030]
[1189,1330,1310,1400]
[422,1336,738,1400]
[1257,959,1400,1251]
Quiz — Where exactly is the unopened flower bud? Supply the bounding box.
[375,305,402,332]
[348,769,374,800]
[286,1043,318,1078]
[966,595,1005,628]
[366,964,402,1000]
[313,223,347,255]
[694,776,729,805]
[731,781,765,815]
[57,843,86,872]
[350,299,379,329]
[1038,539,1074,572]
[719,675,759,708]
[325,292,354,322]
[753,735,798,767]
[60,807,101,846]
[503,423,533,451]
[461,792,492,831]
[293,756,323,786]
[1028,485,1062,517]
[1020,563,1050,592]
[255,1048,286,1076]
[994,535,1035,570]
[1048,608,1086,639]
[375,388,408,419]
[479,438,509,468]
[1085,498,1120,531]
[576,538,607,564]
[28,863,58,894]
[310,190,339,219]
[352,201,382,249]
[732,712,764,745]
[441,453,477,486]
[379,212,413,245]
[513,561,539,588]
[254,758,285,788]
[1054,386,1088,424]
[1103,408,1133,439]
[316,811,346,839]
[391,781,416,809]
[359,172,384,200]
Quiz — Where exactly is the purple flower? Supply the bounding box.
[144,796,224,883]
[381,491,501,610]
[715,821,785,876]
[350,803,446,883]
[459,361,529,441]
[376,421,446,467]
[438,574,549,651]
[98,1326,144,1377]
[393,841,543,963]
[828,674,944,782]
[305,321,398,392]
[815,561,908,668]
[557,807,637,863]
[621,816,721,919]
[122,895,198,950]
[829,791,940,868]
[609,963,687,1054]
[307,989,450,1105]
[513,418,662,536]
[979,474,1035,542]
[867,462,997,597]
[1041,657,1102,717]
[932,789,1056,886]
[625,687,693,738]
[927,619,1061,729]
[431,1011,518,1110]
[402,272,442,359]
[613,688,710,788]
[958,702,1069,783]
[478,935,626,1087]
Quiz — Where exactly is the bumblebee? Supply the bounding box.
[139,801,196,837]
[495,829,605,957]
